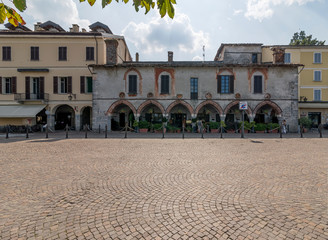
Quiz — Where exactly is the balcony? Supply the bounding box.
[15,93,49,102]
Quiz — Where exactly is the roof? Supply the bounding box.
[0,105,46,118]
[263,45,328,49]
[0,31,102,36]
[215,43,263,61]
[89,22,112,34]
[39,21,65,32]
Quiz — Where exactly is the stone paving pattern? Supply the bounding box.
[0,138,327,239]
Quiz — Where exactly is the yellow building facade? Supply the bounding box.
[262,45,328,127]
[0,21,131,130]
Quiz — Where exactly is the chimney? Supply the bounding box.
[168,51,173,62]
[34,22,42,31]
[272,47,285,64]
[135,52,139,62]
[69,27,73,32]
[72,24,79,32]
[82,28,86,32]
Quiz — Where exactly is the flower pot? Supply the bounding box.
[139,128,148,133]
[256,130,265,133]
[227,130,235,133]
[211,129,219,133]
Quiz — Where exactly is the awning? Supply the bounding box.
[0,105,46,118]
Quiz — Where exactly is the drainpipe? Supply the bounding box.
[93,34,98,65]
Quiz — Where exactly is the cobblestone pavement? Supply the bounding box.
[0,138,327,240]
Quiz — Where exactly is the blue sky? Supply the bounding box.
[4,0,328,61]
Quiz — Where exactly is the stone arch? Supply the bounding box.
[123,68,142,81]
[106,100,137,115]
[195,100,223,115]
[166,100,194,115]
[253,100,282,116]
[224,100,252,116]
[137,100,165,115]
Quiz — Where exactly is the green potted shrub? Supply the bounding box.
[255,123,266,133]
[153,123,163,133]
[209,121,219,133]
[268,123,279,133]
[133,120,139,133]
[139,121,150,133]
[300,117,312,132]
[186,126,192,133]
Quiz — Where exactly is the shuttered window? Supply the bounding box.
[25,77,30,99]
[161,75,169,94]
[314,71,321,81]
[2,77,17,94]
[218,75,234,94]
[54,76,72,93]
[314,90,321,101]
[58,47,67,61]
[254,76,263,94]
[86,47,94,61]
[2,46,11,61]
[284,53,291,63]
[128,75,137,94]
[314,53,321,63]
[31,46,39,61]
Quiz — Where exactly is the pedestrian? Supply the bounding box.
[282,119,287,134]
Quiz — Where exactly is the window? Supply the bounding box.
[284,53,291,63]
[86,47,94,61]
[80,76,92,93]
[314,71,321,81]
[58,47,67,61]
[217,75,234,94]
[252,53,258,63]
[190,78,198,100]
[128,75,137,94]
[0,77,16,94]
[254,75,263,94]
[314,53,321,63]
[31,46,39,61]
[161,75,169,94]
[314,89,321,101]
[2,46,11,61]
[53,76,72,94]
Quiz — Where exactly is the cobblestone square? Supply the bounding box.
[0,138,327,239]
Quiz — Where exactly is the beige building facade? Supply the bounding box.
[0,21,131,130]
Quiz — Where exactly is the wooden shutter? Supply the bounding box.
[0,77,2,94]
[254,76,262,93]
[128,75,137,93]
[25,76,30,99]
[12,77,16,94]
[87,77,93,93]
[217,75,221,93]
[40,77,44,99]
[53,76,58,94]
[161,75,169,94]
[229,75,234,94]
[68,76,72,93]
[80,76,85,93]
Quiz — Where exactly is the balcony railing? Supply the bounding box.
[14,93,49,102]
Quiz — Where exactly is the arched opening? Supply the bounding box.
[168,104,192,129]
[55,105,75,130]
[139,104,163,124]
[225,105,249,130]
[110,104,134,131]
[254,104,279,124]
[197,104,221,123]
[81,106,92,130]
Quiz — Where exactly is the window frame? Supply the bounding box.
[160,74,170,94]
[314,53,321,64]
[251,53,258,64]
[58,46,67,61]
[253,75,263,94]
[217,75,234,94]
[2,46,11,61]
[314,70,321,82]
[4,77,12,94]
[128,75,138,94]
[190,77,198,100]
[314,89,321,101]
[86,47,95,61]
[59,77,68,93]
[284,53,291,63]
[30,46,39,61]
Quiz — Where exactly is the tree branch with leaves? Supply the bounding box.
[290,30,325,46]
[0,0,26,27]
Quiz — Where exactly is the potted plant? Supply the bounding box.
[268,123,279,133]
[209,121,219,133]
[300,117,312,132]
[153,123,163,133]
[138,120,150,133]
[255,123,266,133]
[186,126,192,133]
[133,120,139,133]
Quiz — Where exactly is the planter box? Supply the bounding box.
[211,129,219,133]
[270,129,278,133]
[227,130,235,133]
[256,130,265,133]
[139,128,148,133]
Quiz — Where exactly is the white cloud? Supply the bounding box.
[233,9,243,15]
[26,0,90,30]
[245,0,317,21]
[122,12,210,60]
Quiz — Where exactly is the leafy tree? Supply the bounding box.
[0,0,176,28]
[290,31,325,45]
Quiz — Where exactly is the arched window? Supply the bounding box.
[160,73,170,94]
[253,73,264,94]
[128,74,138,94]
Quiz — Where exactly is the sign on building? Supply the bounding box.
[239,102,248,110]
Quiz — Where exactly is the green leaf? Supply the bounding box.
[88,0,96,6]
[102,0,113,8]
[4,5,26,26]
[13,0,26,12]
[0,4,6,24]
[79,0,86,2]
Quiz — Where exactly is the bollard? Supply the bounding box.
[300,126,303,138]
[85,124,88,138]
[162,122,165,139]
[201,125,204,139]
[182,124,185,139]
[124,122,128,139]
[65,124,68,138]
[99,124,101,134]
[46,125,48,139]
[105,124,108,138]
[6,125,9,139]
[220,125,223,139]
[280,125,282,138]
[319,124,323,138]
[26,125,29,139]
